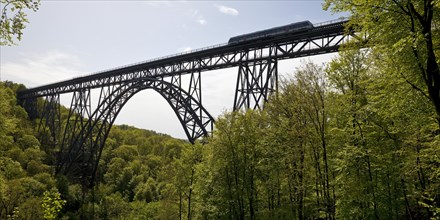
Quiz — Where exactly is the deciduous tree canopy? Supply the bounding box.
[0,0,40,45]
[1,3,439,215]
[324,0,440,127]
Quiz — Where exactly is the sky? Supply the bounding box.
[0,1,346,140]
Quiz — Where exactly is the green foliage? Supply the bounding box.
[42,191,66,220]
[324,0,440,127]
[184,53,438,219]
[1,30,439,218]
[199,111,268,219]
[0,82,58,219]
[0,0,40,45]
[0,157,25,179]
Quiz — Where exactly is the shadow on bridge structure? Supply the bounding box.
[17,18,357,187]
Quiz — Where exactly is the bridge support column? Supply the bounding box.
[38,94,60,144]
[187,70,213,136]
[165,70,213,139]
[58,88,91,175]
[234,51,278,111]
[22,97,39,120]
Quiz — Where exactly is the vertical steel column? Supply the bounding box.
[84,84,117,186]
[90,84,121,165]
[233,47,278,111]
[188,71,201,104]
[165,68,213,139]
[57,88,91,174]
[38,94,60,144]
[84,83,133,187]
[187,69,212,136]
[23,97,39,120]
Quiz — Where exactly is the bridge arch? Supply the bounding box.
[57,77,214,185]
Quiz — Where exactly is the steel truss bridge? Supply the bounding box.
[18,18,353,186]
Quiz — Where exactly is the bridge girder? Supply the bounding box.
[18,20,350,99]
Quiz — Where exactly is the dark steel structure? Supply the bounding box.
[18,18,352,186]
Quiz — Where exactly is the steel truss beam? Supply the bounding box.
[57,77,213,186]
[18,20,351,99]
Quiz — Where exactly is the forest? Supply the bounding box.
[1,0,440,219]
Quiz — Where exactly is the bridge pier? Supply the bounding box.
[38,94,61,144]
[234,49,278,111]
[57,88,93,182]
[186,70,212,137]
[22,97,39,120]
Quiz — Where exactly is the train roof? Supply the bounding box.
[229,20,312,41]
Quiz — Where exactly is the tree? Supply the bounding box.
[326,49,380,219]
[323,0,440,127]
[1,0,40,45]
[264,61,336,219]
[325,45,440,218]
[173,143,203,220]
[264,75,313,219]
[295,61,335,219]
[205,111,265,219]
[41,190,66,220]
[364,50,440,218]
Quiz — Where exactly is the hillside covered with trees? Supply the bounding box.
[1,0,439,219]
[0,81,194,219]
[1,45,439,219]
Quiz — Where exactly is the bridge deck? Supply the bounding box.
[18,18,349,98]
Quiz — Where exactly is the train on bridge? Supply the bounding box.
[228,20,313,44]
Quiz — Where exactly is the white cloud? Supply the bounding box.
[1,50,84,87]
[193,9,199,16]
[215,5,239,16]
[197,16,207,25]
[192,9,207,25]
[178,46,192,53]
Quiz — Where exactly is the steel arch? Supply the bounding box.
[57,77,214,186]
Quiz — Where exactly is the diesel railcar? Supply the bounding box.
[228,20,313,44]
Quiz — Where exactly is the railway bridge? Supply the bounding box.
[18,18,353,186]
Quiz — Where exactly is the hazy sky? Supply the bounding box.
[1,1,346,139]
